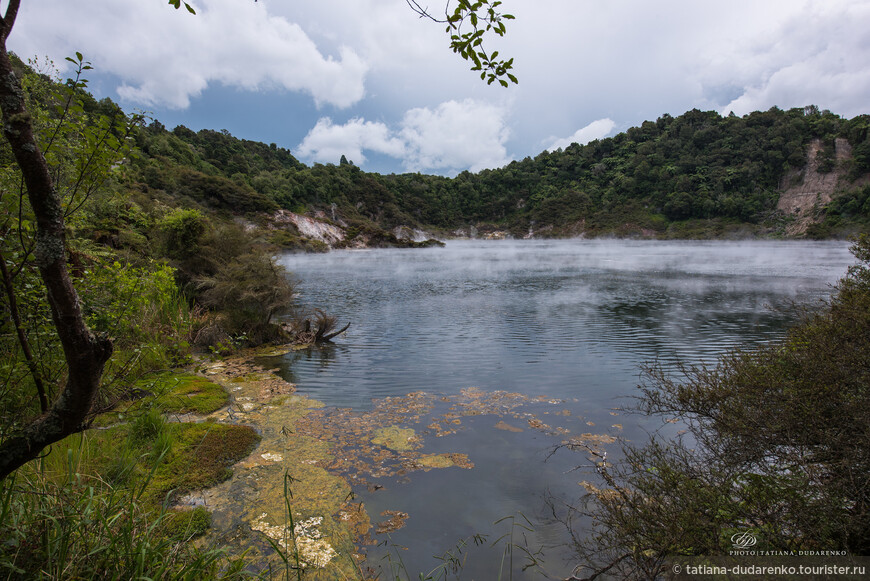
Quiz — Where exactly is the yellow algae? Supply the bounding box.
[528,418,550,430]
[575,433,618,444]
[250,514,339,569]
[494,420,523,432]
[189,358,368,579]
[410,453,474,471]
[294,517,339,568]
[371,426,418,451]
[562,433,619,455]
[418,454,455,468]
[250,345,294,357]
[578,481,622,502]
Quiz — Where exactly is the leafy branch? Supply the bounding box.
[167,0,196,15]
[407,0,517,86]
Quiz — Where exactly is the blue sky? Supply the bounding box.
[10,0,870,176]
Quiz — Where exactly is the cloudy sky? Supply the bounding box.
[9,0,870,175]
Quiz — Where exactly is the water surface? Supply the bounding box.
[271,239,853,578]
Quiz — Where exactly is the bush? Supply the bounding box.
[196,251,296,344]
[158,208,206,259]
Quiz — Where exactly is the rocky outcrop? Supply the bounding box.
[391,226,435,242]
[270,210,345,246]
[269,210,443,250]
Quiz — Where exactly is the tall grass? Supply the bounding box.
[0,472,232,580]
[0,416,245,580]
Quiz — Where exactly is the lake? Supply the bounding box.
[270,239,854,579]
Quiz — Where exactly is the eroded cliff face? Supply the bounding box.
[269,210,442,250]
[272,210,346,246]
[777,138,865,236]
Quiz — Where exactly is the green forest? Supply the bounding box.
[131,101,870,242]
[2,50,870,579]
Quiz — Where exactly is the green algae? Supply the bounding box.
[371,426,418,452]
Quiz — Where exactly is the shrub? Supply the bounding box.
[158,208,206,259]
[196,251,296,344]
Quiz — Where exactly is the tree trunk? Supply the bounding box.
[0,1,113,479]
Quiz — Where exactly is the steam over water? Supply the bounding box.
[276,239,852,409]
[271,239,854,578]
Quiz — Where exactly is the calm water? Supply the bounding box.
[271,239,854,578]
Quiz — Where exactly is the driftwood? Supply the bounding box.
[282,309,350,345]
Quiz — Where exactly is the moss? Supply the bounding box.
[145,372,230,414]
[149,423,260,501]
[96,372,230,425]
[159,507,212,541]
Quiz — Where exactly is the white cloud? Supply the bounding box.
[400,100,511,173]
[296,117,405,165]
[546,119,616,152]
[297,99,511,175]
[710,1,870,117]
[10,0,870,174]
[9,0,368,109]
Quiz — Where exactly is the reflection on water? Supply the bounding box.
[267,239,853,578]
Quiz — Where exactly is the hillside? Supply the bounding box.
[127,106,870,248]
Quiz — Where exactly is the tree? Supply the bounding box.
[0,1,118,478]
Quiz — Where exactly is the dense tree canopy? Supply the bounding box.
[130,105,870,240]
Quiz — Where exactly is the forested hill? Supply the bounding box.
[131,106,870,244]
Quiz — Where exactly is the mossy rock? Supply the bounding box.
[95,372,230,425]
[149,423,261,501]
